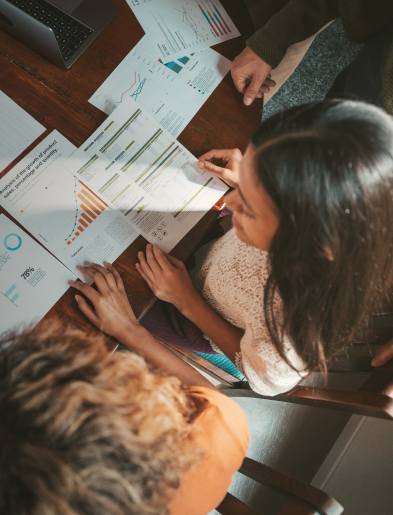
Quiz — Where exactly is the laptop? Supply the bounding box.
[0,0,119,69]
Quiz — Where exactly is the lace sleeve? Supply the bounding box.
[234,351,245,375]
[238,322,306,397]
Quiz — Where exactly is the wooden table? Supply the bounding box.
[0,0,263,335]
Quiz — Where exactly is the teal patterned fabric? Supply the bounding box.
[195,352,245,381]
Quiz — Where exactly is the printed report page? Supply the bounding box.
[64,98,228,252]
[0,214,71,334]
[0,131,138,282]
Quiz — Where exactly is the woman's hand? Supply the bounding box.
[136,244,198,312]
[197,148,242,188]
[70,263,139,341]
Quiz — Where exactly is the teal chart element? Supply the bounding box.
[3,283,19,304]
[120,73,147,103]
[4,233,22,251]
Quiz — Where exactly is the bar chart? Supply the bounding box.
[158,55,192,74]
[66,185,107,246]
[198,1,231,37]
[128,0,240,59]
[2,283,19,305]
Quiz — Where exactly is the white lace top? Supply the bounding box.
[189,227,307,396]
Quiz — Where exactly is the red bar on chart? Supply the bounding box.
[81,212,92,224]
[198,4,219,37]
[208,11,222,35]
[77,225,84,233]
[80,204,96,220]
[213,5,231,32]
[79,218,88,228]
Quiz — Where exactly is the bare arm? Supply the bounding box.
[70,263,217,390]
[136,149,245,362]
[136,244,243,363]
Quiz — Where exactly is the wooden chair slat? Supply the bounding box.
[358,359,393,397]
[278,497,324,515]
[240,458,344,515]
[216,493,260,515]
[223,387,393,420]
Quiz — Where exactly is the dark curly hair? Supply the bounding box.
[0,322,201,515]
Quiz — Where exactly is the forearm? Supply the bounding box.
[119,324,217,390]
[246,0,340,68]
[179,293,244,363]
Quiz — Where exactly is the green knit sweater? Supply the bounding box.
[246,0,393,114]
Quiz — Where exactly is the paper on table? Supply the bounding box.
[64,98,228,252]
[89,36,231,137]
[126,0,240,59]
[0,90,46,173]
[0,214,71,335]
[0,131,138,283]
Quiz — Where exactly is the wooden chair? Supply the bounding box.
[216,457,343,515]
[156,314,393,421]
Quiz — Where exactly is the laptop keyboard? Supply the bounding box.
[7,0,94,62]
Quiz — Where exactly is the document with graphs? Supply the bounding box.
[0,131,138,282]
[64,98,228,252]
[89,35,231,137]
[127,0,239,59]
[0,215,71,334]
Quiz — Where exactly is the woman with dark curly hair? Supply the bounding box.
[0,322,249,515]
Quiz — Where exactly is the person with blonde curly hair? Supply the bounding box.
[0,321,249,515]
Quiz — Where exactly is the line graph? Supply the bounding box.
[120,73,147,104]
[175,6,204,39]
[65,177,79,241]
[128,0,239,58]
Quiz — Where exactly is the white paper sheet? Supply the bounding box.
[64,98,228,252]
[126,0,240,59]
[89,36,231,137]
[0,215,71,334]
[0,90,46,173]
[0,131,138,282]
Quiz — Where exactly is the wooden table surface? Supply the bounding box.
[0,0,263,336]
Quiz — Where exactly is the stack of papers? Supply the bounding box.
[89,0,240,136]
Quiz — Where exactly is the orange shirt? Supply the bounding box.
[168,387,250,515]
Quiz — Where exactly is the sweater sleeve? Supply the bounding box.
[168,387,250,515]
[246,0,340,69]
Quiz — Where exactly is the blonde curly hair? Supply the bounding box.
[0,322,201,515]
